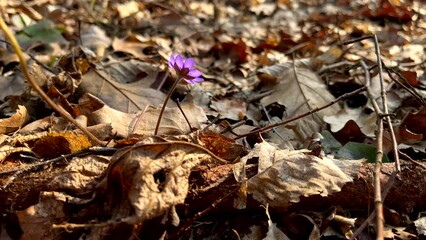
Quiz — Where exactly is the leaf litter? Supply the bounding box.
[0,0,426,239]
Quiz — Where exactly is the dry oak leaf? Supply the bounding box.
[259,65,338,118]
[259,64,340,144]
[235,142,363,209]
[79,65,166,113]
[17,192,68,240]
[197,130,245,161]
[100,141,225,224]
[79,93,207,137]
[0,105,30,134]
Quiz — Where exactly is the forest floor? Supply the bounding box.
[0,0,425,239]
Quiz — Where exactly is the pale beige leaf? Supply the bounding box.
[112,36,157,60]
[210,98,247,121]
[79,93,207,137]
[0,105,30,134]
[260,67,338,118]
[114,1,142,19]
[189,2,215,16]
[78,66,166,113]
[0,145,32,163]
[264,206,291,240]
[17,192,68,240]
[243,143,362,208]
[258,64,340,145]
[415,217,426,235]
[47,155,111,193]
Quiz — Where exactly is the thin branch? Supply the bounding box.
[350,171,397,240]
[373,35,400,173]
[130,105,153,136]
[360,60,384,240]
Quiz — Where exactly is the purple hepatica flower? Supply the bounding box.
[169,54,204,84]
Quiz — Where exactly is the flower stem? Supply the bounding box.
[154,77,182,135]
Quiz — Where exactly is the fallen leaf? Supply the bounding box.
[414,216,426,235]
[31,131,92,159]
[78,93,207,137]
[197,130,244,161]
[80,25,111,57]
[78,67,167,113]
[16,19,66,48]
[264,206,291,240]
[324,106,376,138]
[48,154,111,193]
[234,142,362,208]
[210,98,247,121]
[337,142,389,163]
[0,145,32,163]
[114,1,143,19]
[401,107,426,140]
[0,75,27,103]
[258,62,340,146]
[0,105,30,134]
[101,141,219,223]
[112,35,157,60]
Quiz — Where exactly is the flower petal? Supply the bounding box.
[184,58,194,69]
[184,77,204,84]
[188,69,202,78]
[175,55,184,70]
[192,77,204,83]
[168,54,176,68]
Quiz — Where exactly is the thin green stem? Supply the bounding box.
[154,77,183,135]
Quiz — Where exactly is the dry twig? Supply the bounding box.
[360,60,385,239]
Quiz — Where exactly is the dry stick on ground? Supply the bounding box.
[372,35,400,173]
[343,35,400,173]
[344,35,403,239]
[234,86,366,140]
[0,15,104,146]
[130,105,153,136]
[360,60,385,240]
[176,99,193,131]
